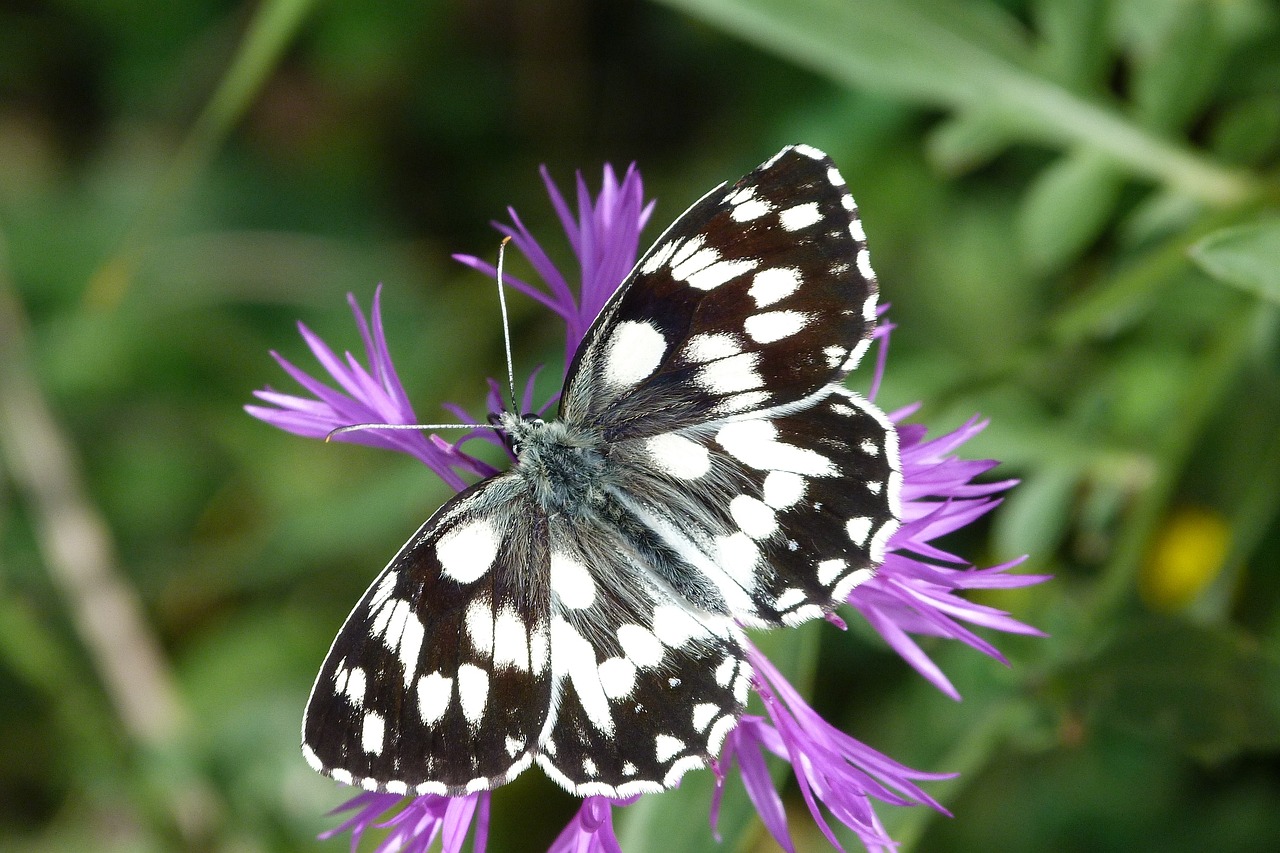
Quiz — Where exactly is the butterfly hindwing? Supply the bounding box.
[607,387,900,627]
[535,515,750,796]
[302,476,553,795]
[562,144,878,439]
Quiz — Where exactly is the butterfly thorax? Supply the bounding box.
[498,412,608,516]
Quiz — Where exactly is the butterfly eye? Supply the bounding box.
[522,413,542,424]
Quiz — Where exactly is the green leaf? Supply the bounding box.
[1129,0,1224,133]
[1018,149,1125,272]
[1031,0,1109,91]
[1190,219,1280,303]
[1067,615,1280,761]
[925,110,1018,175]
[992,460,1081,561]
[1209,95,1280,167]
[653,0,1252,205]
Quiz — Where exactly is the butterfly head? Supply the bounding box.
[488,409,546,456]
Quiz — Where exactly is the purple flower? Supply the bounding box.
[251,159,1046,852]
[454,163,655,366]
[714,646,954,853]
[320,791,489,853]
[548,796,636,853]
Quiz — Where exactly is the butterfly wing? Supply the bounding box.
[302,475,553,795]
[605,387,900,627]
[535,509,750,796]
[562,144,878,437]
[560,145,899,627]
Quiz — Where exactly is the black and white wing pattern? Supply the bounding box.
[303,144,900,799]
[562,143,900,626]
[303,477,553,795]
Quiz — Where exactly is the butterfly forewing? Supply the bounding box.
[562,145,878,439]
[303,476,553,795]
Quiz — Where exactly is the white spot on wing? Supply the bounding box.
[684,257,758,291]
[763,470,805,508]
[780,201,822,231]
[437,519,500,584]
[551,617,614,735]
[669,234,706,268]
[774,588,807,611]
[492,605,530,671]
[818,559,847,585]
[794,144,825,160]
[361,712,385,755]
[550,551,596,610]
[716,532,761,590]
[417,671,453,725]
[369,572,397,612]
[603,321,667,390]
[664,755,705,787]
[744,310,808,344]
[646,433,711,480]
[870,518,900,563]
[834,567,875,601]
[457,663,489,725]
[730,197,771,222]
[640,239,678,275]
[651,605,703,648]
[683,332,742,363]
[847,516,873,546]
[716,420,838,476]
[856,247,875,279]
[714,656,736,688]
[748,267,801,307]
[842,339,871,372]
[692,702,719,732]
[598,656,637,699]
[617,624,664,668]
[697,352,762,395]
[337,665,366,709]
[670,245,721,280]
[655,734,685,763]
[729,495,778,539]
[465,597,493,651]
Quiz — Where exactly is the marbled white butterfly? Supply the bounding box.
[302,145,901,798]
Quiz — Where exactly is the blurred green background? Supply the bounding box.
[2,0,1280,851]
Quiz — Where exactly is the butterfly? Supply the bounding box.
[302,144,901,798]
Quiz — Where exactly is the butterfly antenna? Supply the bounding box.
[495,236,520,415]
[325,422,492,442]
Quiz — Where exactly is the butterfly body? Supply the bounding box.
[303,144,901,799]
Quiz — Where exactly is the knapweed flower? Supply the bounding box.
[249,159,1046,852]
